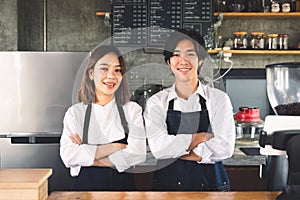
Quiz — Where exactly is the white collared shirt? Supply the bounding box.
[144,82,235,163]
[60,98,146,176]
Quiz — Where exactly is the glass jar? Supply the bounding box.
[233,32,248,49]
[271,0,280,12]
[282,2,291,12]
[250,32,265,49]
[267,34,279,49]
[278,34,288,50]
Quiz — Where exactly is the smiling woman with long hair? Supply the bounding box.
[60,45,146,191]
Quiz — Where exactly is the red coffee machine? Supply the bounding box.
[235,106,264,144]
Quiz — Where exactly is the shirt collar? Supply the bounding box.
[167,80,208,102]
[92,97,116,108]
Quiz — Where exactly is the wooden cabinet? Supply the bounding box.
[226,166,267,191]
[134,166,267,191]
[0,169,52,200]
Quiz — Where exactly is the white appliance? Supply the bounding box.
[259,62,300,191]
[260,116,300,156]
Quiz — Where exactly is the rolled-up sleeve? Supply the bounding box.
[109,102,147,172]
[193,90,235,163]
[60,106,96,176]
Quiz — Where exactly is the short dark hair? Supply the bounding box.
[163,29,206,64]
[77,45,130,105]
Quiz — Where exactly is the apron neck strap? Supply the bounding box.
[82,104,92,144]
[117,104,129,134]
[82,103,129,144]
[168,95,207,110]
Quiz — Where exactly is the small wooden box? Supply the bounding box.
[0,168,52,200]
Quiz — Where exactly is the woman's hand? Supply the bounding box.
[93,157,114,167]
[95,143,127,159]
[180,150,202,162]
[113,143,127,150]
[70,133,83,144]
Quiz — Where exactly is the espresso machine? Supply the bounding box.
[259,62,300,199]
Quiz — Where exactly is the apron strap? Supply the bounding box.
[168,95,207,111]
[168,98,174,110]
[82,104,92,144]
[82,103,129,144]
[199,95,207,110]
[117,104,129,134]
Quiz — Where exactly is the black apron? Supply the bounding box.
[72,103,135,191]
[153,95,230,191]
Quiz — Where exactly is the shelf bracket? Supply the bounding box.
[96,12,111,27]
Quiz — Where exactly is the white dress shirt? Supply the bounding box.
[60,98,146,176]
[144,81,235,163]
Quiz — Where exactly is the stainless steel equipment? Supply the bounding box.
[260,62,300,191]
[0,51,88,192]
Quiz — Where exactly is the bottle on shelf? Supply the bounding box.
[278,34,289,50]
[267,34,279,49]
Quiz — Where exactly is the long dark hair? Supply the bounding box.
[77,45,130,105]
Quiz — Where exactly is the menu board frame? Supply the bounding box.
[111,0,214,48]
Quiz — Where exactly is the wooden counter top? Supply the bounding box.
[0,168,52,200]
[47,191,280,200]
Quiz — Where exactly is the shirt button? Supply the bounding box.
[178,181,181,185]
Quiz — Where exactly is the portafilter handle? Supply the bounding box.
[259,130,273,148]
[259,130,300,151]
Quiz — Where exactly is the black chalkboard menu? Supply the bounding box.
[111,0,214,48]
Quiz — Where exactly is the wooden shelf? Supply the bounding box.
[96,11,300,55]
[96,12,110,17]
[214,12,300,18]
[208,49,300,54]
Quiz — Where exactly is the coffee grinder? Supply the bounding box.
[259,62,300,199]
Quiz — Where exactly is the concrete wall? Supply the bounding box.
[46,0,110,51]
[0,0,18,50]
[18,0,44,51]
[0,0,110,51]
